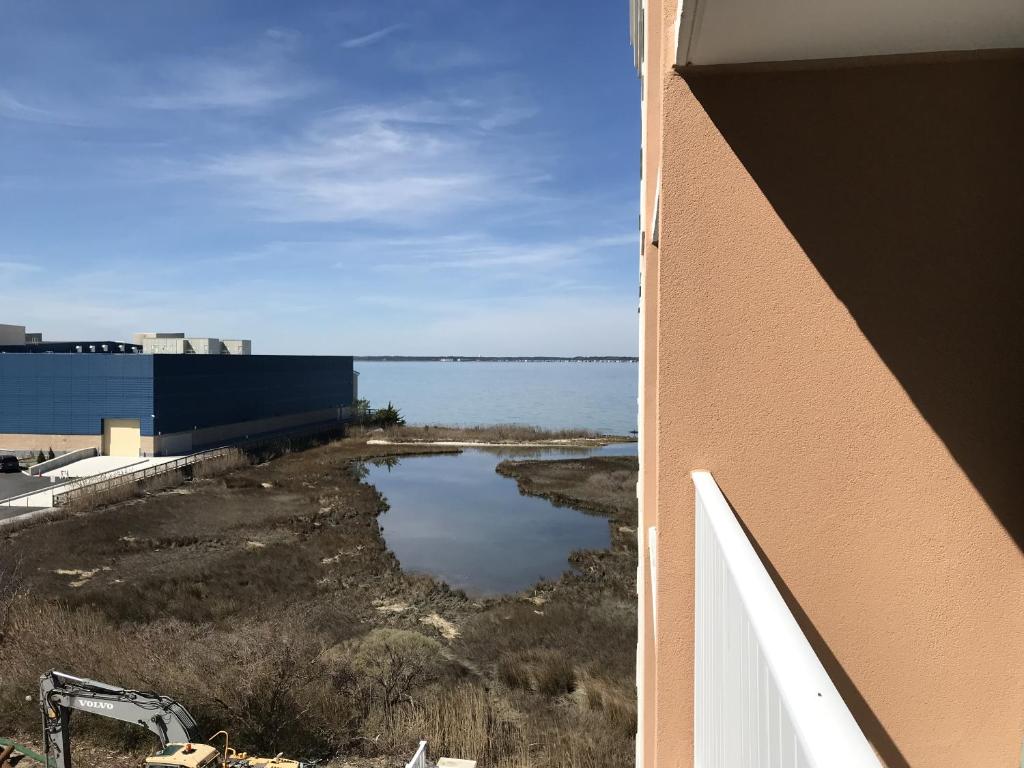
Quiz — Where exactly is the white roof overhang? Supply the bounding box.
[675,0,1024,67]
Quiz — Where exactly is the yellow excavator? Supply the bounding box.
[36,671,306,768]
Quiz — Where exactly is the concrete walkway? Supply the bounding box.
[42,455,181,479]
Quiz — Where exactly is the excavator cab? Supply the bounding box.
[144,743,221,768]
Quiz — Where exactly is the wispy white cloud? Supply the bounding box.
[0,90,85,126]
[365,232,633,273]
[195,96,540,223]
[340,23,405,49]
[138,32,316,110]
[185,231,630,283]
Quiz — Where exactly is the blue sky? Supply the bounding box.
[0,1,639,355]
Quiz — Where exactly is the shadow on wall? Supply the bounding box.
[721,490,912,768]
[683,53,1024,555]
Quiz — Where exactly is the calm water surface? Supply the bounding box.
[356,361,637,435]
[367,444,636,595]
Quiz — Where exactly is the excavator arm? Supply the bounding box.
[40,671,202,768]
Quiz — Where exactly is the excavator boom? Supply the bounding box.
[40,671,202,768]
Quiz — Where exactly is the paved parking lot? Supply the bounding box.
[0,470,51,501]
[0,471,54,520]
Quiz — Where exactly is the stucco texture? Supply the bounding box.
[637,2,669,767]
[650,54,1024,767]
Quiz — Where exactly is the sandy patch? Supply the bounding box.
[53,566,111,588]
[420,612,460,640]
[374,600,411,613]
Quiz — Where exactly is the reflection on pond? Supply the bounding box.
[365,446,631,595]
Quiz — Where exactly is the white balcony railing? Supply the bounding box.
[693,471,882,768]
[405,740,428,768]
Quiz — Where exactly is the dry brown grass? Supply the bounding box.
[534,650,577,697]
[496,650,576,696]
[190,449,249,479]
[582,675,638,737]
[497,653,532,690]
[58,450,246,516]
[0,554,25,647]
[0,507,76,535]
[63,471,186,515]
[496,455,638,518]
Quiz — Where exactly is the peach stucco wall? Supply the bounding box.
[642,49,1024,768]
[637,2,666,767]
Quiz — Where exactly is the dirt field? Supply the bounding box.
[0,432,637,767]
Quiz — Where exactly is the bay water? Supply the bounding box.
[356,361,638,435]
[366,444,635,595]
[357,361,638,594]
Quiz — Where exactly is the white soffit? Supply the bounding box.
[676,0,1024,66]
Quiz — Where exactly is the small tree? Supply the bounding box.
[47,447,56,460]
[352,398,371,421]
[37,450,46,464]
[372,402,405,428]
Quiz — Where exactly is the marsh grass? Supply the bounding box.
[61,449,247,516]
[0,437,639,767]
[63,471,185,515]
[190,449,249,478]
[352,424,613,442]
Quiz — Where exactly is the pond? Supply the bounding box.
[365,444,636,595]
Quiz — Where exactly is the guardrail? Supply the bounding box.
[692,471,882,768]
[51,447,235,507]
[405,741,428,768]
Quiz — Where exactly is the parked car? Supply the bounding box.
[0,454,22,473]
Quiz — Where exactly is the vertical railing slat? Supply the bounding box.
[693,471,882,768]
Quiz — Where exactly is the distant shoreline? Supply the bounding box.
[354,356,639,363]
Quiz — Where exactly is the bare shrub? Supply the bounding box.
[348,628,445,723]
[0,601,125,736]
[183,621,342,757]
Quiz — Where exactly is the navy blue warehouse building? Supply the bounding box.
[0,353,355,456]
